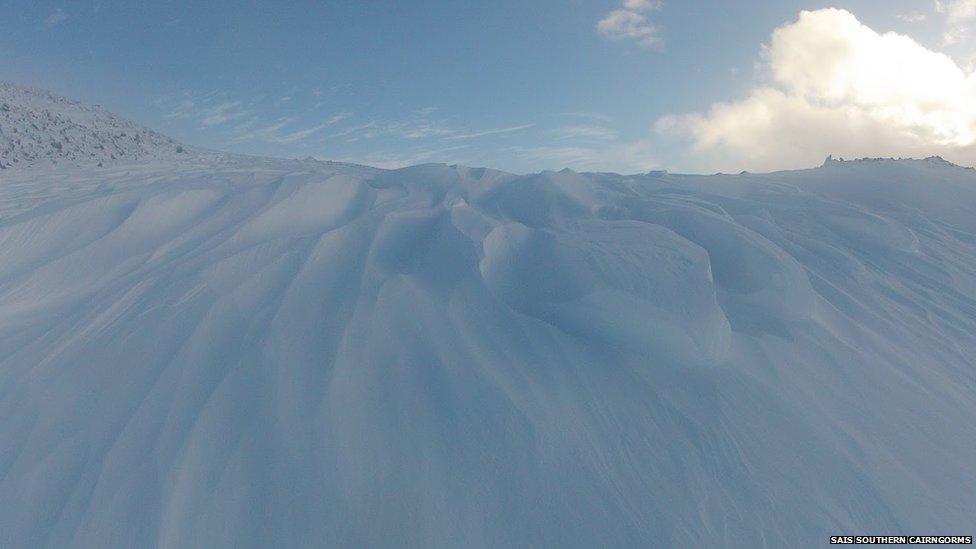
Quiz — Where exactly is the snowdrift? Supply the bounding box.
[1,91,975,546]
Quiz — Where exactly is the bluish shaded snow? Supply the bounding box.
[1,88,975,547]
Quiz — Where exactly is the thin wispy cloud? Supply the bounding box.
[152,90,352,147]
[334,112,533,144]
[327,112,352,125]
[201,101,253,127]
[549,125,618,141]
[273,124,328,143]
[597,0,663,48]
[152,89,545,165]
[332,108,456,141]
[511,145,600,166]
[560,111,615,123]
[508,138,658,173]
[937,0,976,45]
[231,118,292,143]
[44,8,68,27]
[339,144,472,169]
[159,98,197,120]
[444,124,535,141]
[229,115,347,145]
[400,123,456,139]
[896,12,927,23]
[332,121,383,141]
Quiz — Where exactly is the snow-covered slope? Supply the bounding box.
[0,82,208,169]
[1,95,975,548]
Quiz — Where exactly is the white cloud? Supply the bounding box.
[657,8,976,172]
[937,0,976,44]
[44,8,68,27]
[597,1,662,48]
[622,0,661,11]
[510,138,659,173]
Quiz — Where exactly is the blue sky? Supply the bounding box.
[2,0,975,173]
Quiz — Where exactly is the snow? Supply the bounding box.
[1,89,976,547]
[0,82,215,169]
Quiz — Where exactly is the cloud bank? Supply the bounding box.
[658,8,976,172]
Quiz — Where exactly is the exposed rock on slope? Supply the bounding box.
[0,82,199,168]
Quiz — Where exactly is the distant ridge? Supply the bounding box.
[822,153,973,170]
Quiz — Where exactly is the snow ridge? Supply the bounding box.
[0,82,203,169]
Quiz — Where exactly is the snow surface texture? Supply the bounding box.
[0,82,212,169]
[1,90,975,548]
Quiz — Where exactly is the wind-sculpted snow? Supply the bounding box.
[1,155,975,547]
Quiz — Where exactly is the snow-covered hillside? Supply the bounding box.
[1,91,975,547]
[0,82,210,169]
